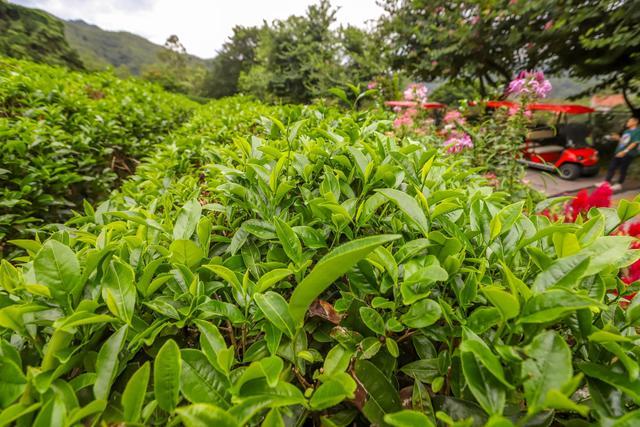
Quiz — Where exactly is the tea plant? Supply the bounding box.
[2,88,640,426]
[0,58,196,244]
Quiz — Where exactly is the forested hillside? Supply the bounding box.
[64,19,210,75]
[0,1,83,69]
[0,2,209,77]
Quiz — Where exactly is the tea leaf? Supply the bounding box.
[176,404,239,427]
[255,292,296,338]
[288,234,400,326]
[173,199,202,241]
[155,339,181,412]
[94,325,128,401]
[122,362,150,422]
[377,189,429,236]
[102,259,137,324]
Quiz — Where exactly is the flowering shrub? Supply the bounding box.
[564,183,613,222]
[392,107,418,129]
[540,183,640,294]
[541,183,612,223]
[507,70,553,99]
[443,109,465,127]
[391,83,437,135]
[403,82,428,103]
[620,222,640,285]
[444,131,473,153]
[465,70,552,197]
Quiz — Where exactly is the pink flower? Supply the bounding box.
[367,81,378,90]
[543,20,554,30]
[470,16,480,25]
[507,70,552,99]
[393,113,414,128]
[443,110,466,132]
[508,106,532,118]
[393,108,420,129]
[403,83,428,104]
[444,132,473,153]
[444,110,464,123]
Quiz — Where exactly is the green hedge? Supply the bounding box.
[2,93,640,426]
[0,58,197,242]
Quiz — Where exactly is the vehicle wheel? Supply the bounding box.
[582,168,599,177]
[558,163,581,180]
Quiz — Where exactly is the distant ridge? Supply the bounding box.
[64,19,211,75]
[1,2,211,74]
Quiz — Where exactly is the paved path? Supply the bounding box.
[526,169,640,200]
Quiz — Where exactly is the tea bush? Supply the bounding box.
[0,58,197,242]
[3,88,640,425]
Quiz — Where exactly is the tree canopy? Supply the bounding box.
[201,26,261,99]
[546,0,640,113]
[377,0,639,109]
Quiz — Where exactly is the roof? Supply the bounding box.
[385,101,447,109]
[590,94,625,110]
[528,103,595,114]
[481,101,595,114]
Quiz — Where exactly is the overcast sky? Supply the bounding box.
[12,0,384,58]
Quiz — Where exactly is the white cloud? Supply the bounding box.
[10,0,384,58]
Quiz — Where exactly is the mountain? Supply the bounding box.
[547,76,598,99]
[0,1,210,75]
[64,19,210,75]
[0,2,83,69]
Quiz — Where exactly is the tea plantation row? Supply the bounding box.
[2,61,640,426]
[0,58,197,244]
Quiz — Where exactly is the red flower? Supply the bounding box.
[540,209,559,222]
[624,221,640,238]
[565,189,589,222]
[588,182,612,208]
[563,183,612,222]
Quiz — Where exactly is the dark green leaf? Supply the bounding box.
[155,339,181,412]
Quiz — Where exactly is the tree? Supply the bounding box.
[378,0,640,111]
[143,35,205,95]
[338,25,386,85]
[545,0,640,114]
[159,34,187,69]
[378,0,555,96]
[200,1,384,102]
[239,0,342,103]
[200,26,261,98]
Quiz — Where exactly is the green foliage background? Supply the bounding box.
[2,58,640,426]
